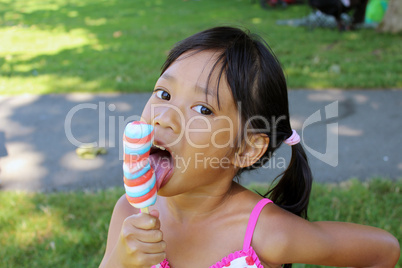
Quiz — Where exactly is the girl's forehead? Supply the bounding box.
[161,51,234,108]
[173,50,221,74]
[162,51,225,92]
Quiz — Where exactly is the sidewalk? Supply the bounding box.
[0,90,401,192]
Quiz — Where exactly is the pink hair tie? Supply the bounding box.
[284,129,300,146]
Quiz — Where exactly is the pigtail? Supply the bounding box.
[264,143,313,219]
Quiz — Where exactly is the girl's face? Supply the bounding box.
[141,50,241,197]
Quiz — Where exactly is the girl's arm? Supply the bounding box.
[290,221,400,267]
[257,205,400,267]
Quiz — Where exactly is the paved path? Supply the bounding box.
[0,90,401,192]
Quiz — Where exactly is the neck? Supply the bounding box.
[160,180,243,223]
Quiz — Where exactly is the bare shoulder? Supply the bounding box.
[112,194,139,219]
[103,194,139,255]
[250,201,333,266]
[250,202,299,261]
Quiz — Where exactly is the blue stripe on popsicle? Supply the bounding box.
[124,145,152,155]
[123,162,151,180]
[125,123,153,139]
[125,178,156,197]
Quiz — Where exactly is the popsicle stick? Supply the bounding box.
[140,207,149,214]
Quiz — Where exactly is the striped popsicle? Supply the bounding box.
[123,121,156,213]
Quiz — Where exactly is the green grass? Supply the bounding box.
[0,0,401,95]
[0,188,122,267]
[0,178,401,267]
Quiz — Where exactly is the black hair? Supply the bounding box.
[161,27,313,263]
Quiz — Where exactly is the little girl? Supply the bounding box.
[100,26,399,268]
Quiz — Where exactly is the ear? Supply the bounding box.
[232,133,269,168]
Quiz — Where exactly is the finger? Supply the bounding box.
[149,209,159,218]
[131,239,166,254]
[145,252,167,264]
[138,210,161,230]
[149,210,161,230]
[135,228,164,243]
[135,252,167,267]
[125,212,159,230]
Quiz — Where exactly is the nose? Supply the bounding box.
[152,104,183,134]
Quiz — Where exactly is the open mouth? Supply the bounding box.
[149,144,174,190]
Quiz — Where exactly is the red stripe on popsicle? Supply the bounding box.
[126,184,157,204]
[123,134,153,144]
[124,168,154,187]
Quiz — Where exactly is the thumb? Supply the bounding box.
[149,209,160,218]
[149,209,161,230]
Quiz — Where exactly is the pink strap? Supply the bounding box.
[243,199,273,251]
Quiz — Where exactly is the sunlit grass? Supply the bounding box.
[1,74,106,94]
[0,0,401,95]
[0,188,124,267]
[0,178,400,267]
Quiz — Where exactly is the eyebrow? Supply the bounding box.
[160,72,217,98]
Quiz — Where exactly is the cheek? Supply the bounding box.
[211,128,235,148]
[185,118,212,148]
[210,117,238,149]
[184,118,239,159]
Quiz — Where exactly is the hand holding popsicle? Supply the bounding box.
[123,121,157,213]
[105,210,166,267]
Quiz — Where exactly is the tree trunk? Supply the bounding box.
[377,0,402,33]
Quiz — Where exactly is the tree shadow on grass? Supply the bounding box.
[0,0,188,94]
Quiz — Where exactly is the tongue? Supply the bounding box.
[149,150,173,190]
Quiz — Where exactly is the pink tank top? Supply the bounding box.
[152,199,273,268]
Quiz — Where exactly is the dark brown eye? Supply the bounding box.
[193,105,213,115]
[156,90,171,100]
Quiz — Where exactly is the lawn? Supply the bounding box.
[1,0,401,95]
[0,178,400,267]
[0,1,401,267]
